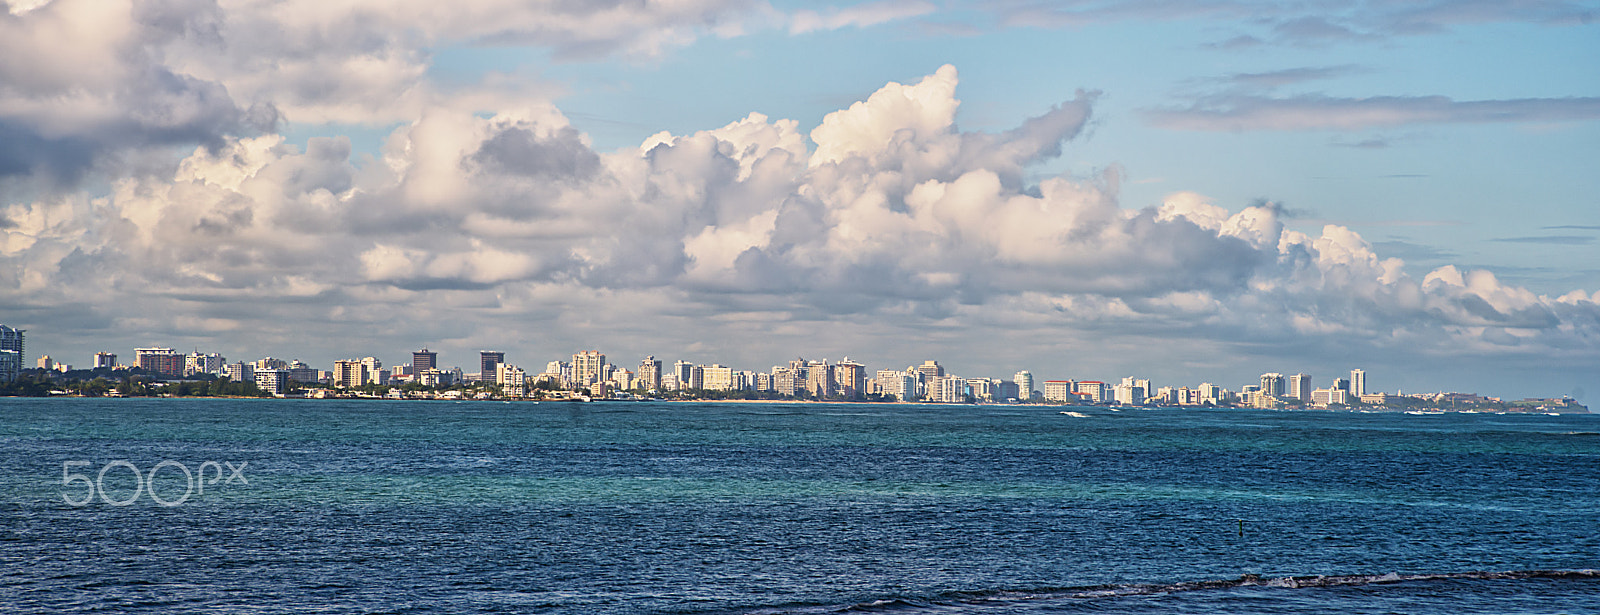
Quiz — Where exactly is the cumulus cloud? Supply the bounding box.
[5,64,1599,381]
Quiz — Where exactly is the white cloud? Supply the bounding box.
[790,0,937,34]
[2,62,1597,395]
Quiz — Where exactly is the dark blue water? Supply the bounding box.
[2,399,1596,613]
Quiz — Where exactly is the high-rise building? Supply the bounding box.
[1013,371,1035,400]
[0,325,23,382]
[674,360,694,390]
[916,360,944,380]
[639,356,662,391]
[1043,380,1075,402]
[225,362,255,383]
[186,352,225,376]
[572,351,606,387]
[135,347,184,378]
[480,351,505,382]
[1349,369,1366,397]
[806,360,834,397]
[1259,373,1285,398]
[255,369,289,395]
[287,361,319,385]
[1113,383,1146,406]
[497,363,526,397]
[413,348,438,373]
[36,355,53,370]
[701,364,734,391]
[333,358,382,388]
[94,352,117,369]
[1289,373,1312,401]
[1198,383,1222,404]
[1075,381,1107,403]
[834,358,866,399]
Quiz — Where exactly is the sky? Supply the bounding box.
[2,0,1598,400]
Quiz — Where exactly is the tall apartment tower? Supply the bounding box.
[673,360,694,390]
[572,351,606,387]
[639,356,662,391]
[135,347,184,378]
[413,348,438,372]
[1349,369,1366,397]
[1289,373,1312,401]
[1014,370,1035,400]
[479,351,505,382]
[93,352,117,369]
[0,325,24,382]
[1259,373,1285,398]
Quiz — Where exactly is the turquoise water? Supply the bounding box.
[2,398,1597,613]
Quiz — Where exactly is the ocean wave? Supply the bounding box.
[733,570,1600,614]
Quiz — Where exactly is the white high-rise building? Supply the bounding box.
[1013,371,1035,401]
[1350,369,1366,397]
[701,364,734,391]
[186,352,226,376]
[1260,373,1285,397]
[497,363,527,397]
[572,351,606,387]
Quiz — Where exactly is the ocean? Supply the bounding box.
[1,398,1596,614]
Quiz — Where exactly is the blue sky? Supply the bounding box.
[2,0,1598,399]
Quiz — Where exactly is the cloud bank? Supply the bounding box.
[4,62,1598,387]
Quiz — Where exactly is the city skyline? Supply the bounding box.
[9,335,1499,403]
[1,2,1597,401]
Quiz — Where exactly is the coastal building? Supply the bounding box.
[1259,373,1285,398]
[916,360,944,381]
[806,360,834,397]
[497,363,526,397]
[0,350,18,383]
[186,352,226,376]
[639,356,662,392]
[1075,381,1107,404]
[1289,373,1312,401]
[834,359,867,399]
[875,370,916,401]
[1112,383,1145,406]
[701,364,734,391]
[333,357,383,388]
[1350,369,1366,397]
[255,357,288,370]
[771,367,798,396]
[0,325,23,382]
[479,351,504,382]
[225,361,255,383]
[37,355,53,370]
[1311,388,1349,407]
[255,369,290,395]
[1198,383,1222,405]
[966,378,994,403]
[1013,371,1035,401]
[93,352,117,369]
[413,348,438,373]
[135,347,184,378]
[1042,380,1074,402]
[673,360,694,390]
[689,365,706,390]
[286,361,319,385]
